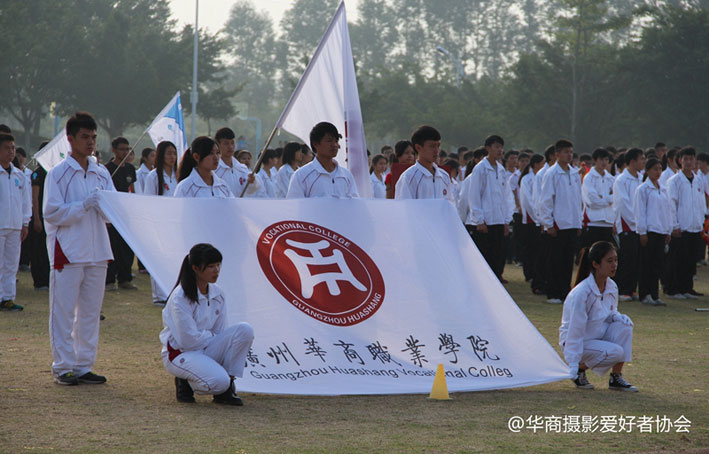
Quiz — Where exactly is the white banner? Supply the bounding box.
[97,192,570,395]
[275,1,371,198]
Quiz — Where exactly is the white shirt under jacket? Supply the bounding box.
[370,172,386,199]
[174,168,234,198]
[667,171,706,233]
[257,168,276,198]
[274,164,296,198]
[538,162,583,230]
[287,158,359,199]
[159,283,227,355]
[0,163,31,230]
[396,161,455,203]
[612,169,641,232]
[582,167,615,227]
[634,180,672,236]
[459,157,512,226]
[215,158,259,197]
[519,171,537,225]
[135,163,150,194]
[559,275,623,367]
[142,168,178,197]
[43,156,116,266]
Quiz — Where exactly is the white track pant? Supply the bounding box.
[150,276,168,303]
[162,323,254,395]
[49,263,107,377]
[582,321,633,376]
[0,229,21,301]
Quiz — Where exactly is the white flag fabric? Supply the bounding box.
[97,192,570,395]
[33,130,72,171]
[275,1,371,198]
[146,91,187,155]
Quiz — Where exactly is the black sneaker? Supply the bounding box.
[573,369,594,389]
[54,372,79,386]
[213,379,243,406]
[0,300,23,311]
[609,373,638,392]
[78,371,107,384]
[175,377,195,403]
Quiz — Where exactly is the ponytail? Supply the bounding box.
[573,241,617,287]
[178,136,217,182]
[173,243,223,303]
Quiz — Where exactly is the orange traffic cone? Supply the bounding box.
[428,364,452,400]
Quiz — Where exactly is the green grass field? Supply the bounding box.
[1,263,707,453]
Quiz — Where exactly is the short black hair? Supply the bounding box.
[697,152,709,164]
[544,145,556,162]
[591,148,610,161]
[473,147,487,160]
[66,111,97,137]
[309,122,341,150]
[484,135,504,148]
[679,146,696,159]
[410,125,441,147]
[111,136,129,150]
[0,133,15,146]
[624,147,643,165]
[215,127,235,142]
[555,139,573,152]
[463,151,474,161]
[15,147,26,158]
[380,145,393,153]
[458,146,469,154]
[503,150,518,160]
[282,142,302,166]
[0,124,11,134]
[655,142,666,149]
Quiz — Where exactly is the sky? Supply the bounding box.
[169,0,360,34]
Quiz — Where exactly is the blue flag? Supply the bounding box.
[146,92,187,155]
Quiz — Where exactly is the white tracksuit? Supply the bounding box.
[613,169,642,232]
[370,172,386,199]
[257,168,277,198]
[582,167,615,227]
[43,156,116,377]
[134,163,150,194]
[519,171,537,225]
[287,158,359,199]
[142,168,178,302]
[395,161,455,203]
[533,162,551,221]
[160,284,254,394]
[667,171,706,233]
[0,163,31,301]
[174,168,234,198]
[538,163,583,230]
[634,180,672,236]
[559,275,633,375]
[458,158,512,226]
[214,158,259,198]
[273,165,296,199]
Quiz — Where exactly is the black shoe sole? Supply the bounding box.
[77,379,106,384]
[54,378,79,386]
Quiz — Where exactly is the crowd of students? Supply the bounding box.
[1,111,705,397]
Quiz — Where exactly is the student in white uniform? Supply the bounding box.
[395,126,454,203]
[274,142,303,198]
[559,241,637,391]
[459,135,512,282]
[532,145,558,296]
[287,122,359,199]
[539,139,583,304]
[613,148,645,301]
[581,148,615,248]
[0,134,31,311]
[519,154,545,286]
[634,158,671,306]
[175,136,233,198]
[43,112,116,385]
[370,154,387,199]
[213,128,257,198]
[256,148,278,198]
[659,147,679,189]
[142,141,179,306]
[666,147,706,299]
[134,147,155,194]
[161,243,254,405]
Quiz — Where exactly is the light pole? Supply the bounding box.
[436,46,463,89]
[190,0,199,143]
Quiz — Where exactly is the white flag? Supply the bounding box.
[275,1,371,198]
[33,130,72,171]
[146,91,187,155]
[97,192,571,395]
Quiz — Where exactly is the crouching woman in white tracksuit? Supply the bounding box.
[160,243,254,405]
[559,241,638,392]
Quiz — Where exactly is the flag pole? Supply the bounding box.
[238,126,279,197]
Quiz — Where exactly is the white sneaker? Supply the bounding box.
[653,298,667,306]
[669,293,687,300]
[546,298,562,304]
[641,295,656,305]
[683,293,698,300]
[619,295,632,302]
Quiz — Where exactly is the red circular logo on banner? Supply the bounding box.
[257,221,385,326]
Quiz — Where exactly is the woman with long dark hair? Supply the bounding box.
[634,158,671,306]
[559,241,638,392]
[160,243,254,405]
[175,136,233,198]
[135,147,155,194]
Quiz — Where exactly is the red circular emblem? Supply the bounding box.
[443,189,448,195]
[257,221,385,326]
